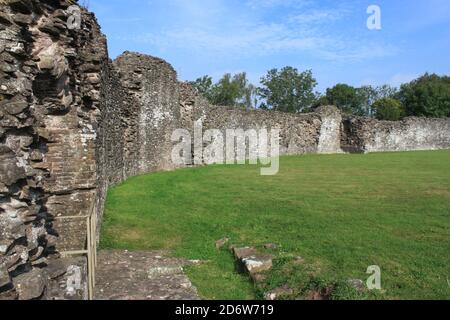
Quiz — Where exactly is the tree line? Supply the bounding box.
[189,69,450,121]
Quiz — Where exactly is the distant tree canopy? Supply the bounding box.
[323,84,365,115]
[373,98,405,121]
[358,85,398,117]
[318,84,398,116]
[189,75,213,99]
[190,70,450,120]
[258,67,318,113]
[398,73,450,118]
[189,73,256,109]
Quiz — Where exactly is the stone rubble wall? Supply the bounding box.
[113,52,180,173]
[1,1,450,300]
[0,0,137,300]
[341,116,450,153]
[178,81,343,159]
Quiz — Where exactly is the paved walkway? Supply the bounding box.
[94,250,200,300]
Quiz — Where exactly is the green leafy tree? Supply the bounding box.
[189,75,213,100]
[372,98,405,121]
[258,67,318,113]
[208,73,255,107]
[190,73,257,108]
[358,85,398,117]
[398,73,450,118]
[376,84,398,100]
[325,84,365,115]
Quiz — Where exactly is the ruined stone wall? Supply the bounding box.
[342,117,450,153]
[0,0,139,300]
[178,81,343,158]
[114,52,180,173]
[95,59,141,235]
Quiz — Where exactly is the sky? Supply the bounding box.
[87,0,450,92]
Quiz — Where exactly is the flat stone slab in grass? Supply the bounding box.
[242,256,273,274]
[94,250,200,300]
[232,247,259,260]
[232,247,273,276]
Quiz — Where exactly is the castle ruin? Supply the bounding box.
[1,1,449,299]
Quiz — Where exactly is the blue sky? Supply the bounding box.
[88,0,450,92]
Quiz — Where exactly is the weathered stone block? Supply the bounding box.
[13,268,46,300]
[232,247,259,260]
[0,12,13,26]
[0,265,11,289]
[0,146,26,186]
[12,13,32,26]
[242,255,273,274]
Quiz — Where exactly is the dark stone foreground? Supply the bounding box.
[94,251,200,300]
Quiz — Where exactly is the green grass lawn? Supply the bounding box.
[100,150,450,300]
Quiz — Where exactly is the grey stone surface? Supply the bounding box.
[13,269,46,300]
[0,0,106,299]
[342,116,450,153]
[233,247,259,260]
[242,256,273,274]
[0,265,11,288]
[46,257,88,300]
[94,251,200,300]
[232,247,273,277]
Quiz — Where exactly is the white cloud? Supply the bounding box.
[115,0,399,62]
[288,9,346,24]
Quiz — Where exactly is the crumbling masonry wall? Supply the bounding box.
[0,0,139,300]
[1,1,450,300]
[341,117,450,153]
[113,52,181,173]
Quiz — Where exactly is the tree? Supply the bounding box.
[398,73,450,118]
[315,85,398,116]
[190,73,258,108]
[243,83,258,110]
[189,75,213,100]
[356,86,377,116]
[376,84,398,100]
[258,67,318,113]
[209,73,239,106]
[209,73,255,108]
[358,85,398,117]
[372,98,405,121]
[325,84,365,115]
[312,95,330,109]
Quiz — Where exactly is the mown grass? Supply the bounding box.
[100,151,450,300]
